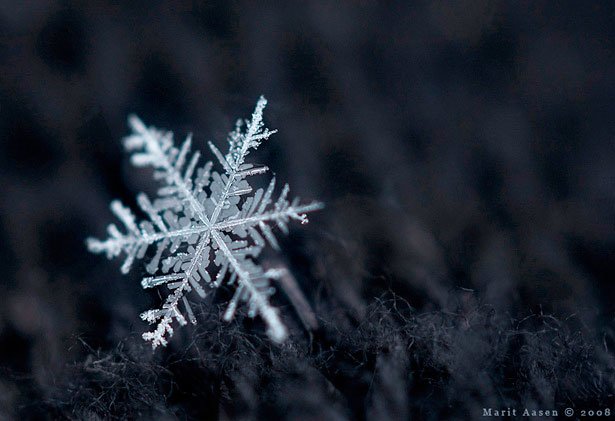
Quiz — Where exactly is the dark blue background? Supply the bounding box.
[0,1,613,419]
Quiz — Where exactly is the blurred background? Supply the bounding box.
[0,1,613,419]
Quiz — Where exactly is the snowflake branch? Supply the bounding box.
[214,202,324,231]
[126,115,212,226]
[140,233,212,348]
[211,230,288,342]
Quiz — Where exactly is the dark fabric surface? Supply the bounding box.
[0,1,613,419]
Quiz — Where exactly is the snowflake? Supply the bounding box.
[87,97,323,348]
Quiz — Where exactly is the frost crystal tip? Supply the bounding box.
[87,97,323,348]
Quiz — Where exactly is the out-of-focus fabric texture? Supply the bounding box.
[0,1,613,419]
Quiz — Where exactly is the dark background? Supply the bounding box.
[0,1,614,419]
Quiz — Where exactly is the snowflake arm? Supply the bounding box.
[87,97,323,348]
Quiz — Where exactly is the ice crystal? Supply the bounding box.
[87,97,323,348]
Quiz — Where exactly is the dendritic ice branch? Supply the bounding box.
[87,97,323,349]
